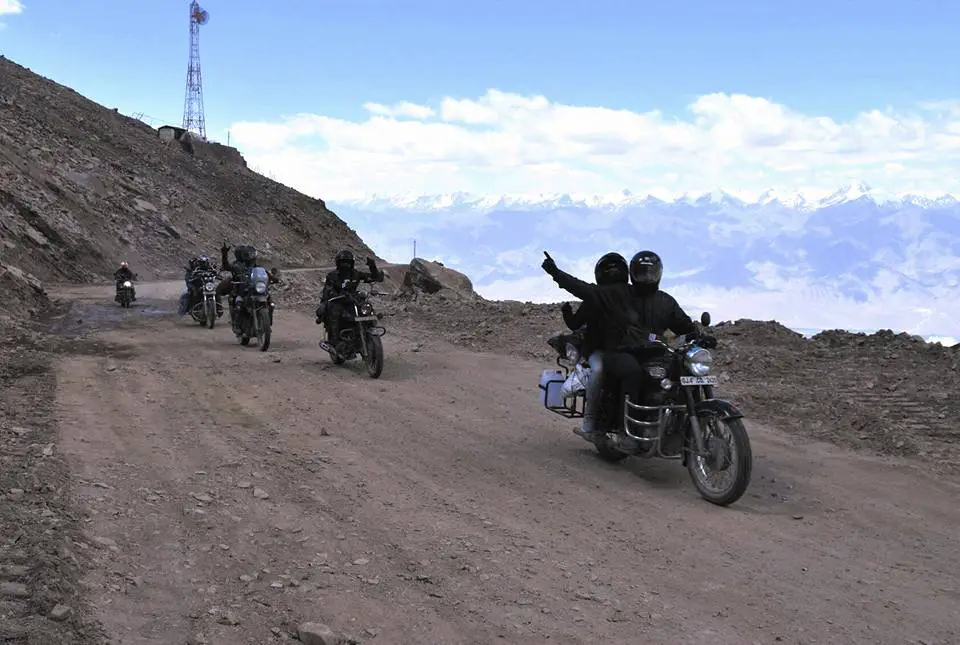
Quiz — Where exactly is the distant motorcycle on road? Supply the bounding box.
[115,276,137,308]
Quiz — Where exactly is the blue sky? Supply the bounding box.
[3,0,959,138]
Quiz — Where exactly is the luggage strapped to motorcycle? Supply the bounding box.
[541,355,585,419]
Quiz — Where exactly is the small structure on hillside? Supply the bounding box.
[158,125,188,142]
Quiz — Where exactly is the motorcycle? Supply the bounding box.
[318,278,387,379]
[115,276,136,308]
[538,312,753,506]
[187,268,223,329]
[231,266,275,351]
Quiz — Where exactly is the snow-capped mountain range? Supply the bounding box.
[335,182,960,214]
[329,182,960,341]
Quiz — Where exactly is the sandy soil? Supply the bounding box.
[3,280,959,644]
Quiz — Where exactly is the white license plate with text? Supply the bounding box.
[680,376,718,386]
[353,316,378,322]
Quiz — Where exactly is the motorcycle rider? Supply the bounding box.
[317,249,383,356]
[560,252,630,439]
[219,244,258,332]
[113,262,137,302]
[542,250,714,440]
[181,255,215,315]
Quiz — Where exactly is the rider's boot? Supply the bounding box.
[574,415,597,440]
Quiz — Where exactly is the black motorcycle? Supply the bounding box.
[115,276,137,308]
[318,278,386,378]
[539,312,752,506]
[188,268,223,329]
[231,266,275,351]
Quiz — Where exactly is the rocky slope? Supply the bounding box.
[0,55,376,321]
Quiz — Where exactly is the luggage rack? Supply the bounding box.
[540,358,585,419]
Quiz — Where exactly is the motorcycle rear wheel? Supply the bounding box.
[687,415,752,507]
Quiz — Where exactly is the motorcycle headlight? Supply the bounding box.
[359,302,374,316]
[204,282,215,291]
[254,281,267,294]
[122,281,132,288]
[684,347,713,376]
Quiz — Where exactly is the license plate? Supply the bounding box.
[680,376,718,386]
[353,316,377,322]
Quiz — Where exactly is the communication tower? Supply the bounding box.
[182,1,209,139]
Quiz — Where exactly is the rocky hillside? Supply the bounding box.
[0,55,376,316]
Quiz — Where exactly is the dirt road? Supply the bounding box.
[24,280,960,644]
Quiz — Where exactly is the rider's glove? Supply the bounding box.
[560,302,573,318]
[541,255,557,274]
[366,257,377,270]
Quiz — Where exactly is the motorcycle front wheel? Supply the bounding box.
[687,414,752,507]
[365,333,384,379]
[256,308,272,352]
[205,300,216,329]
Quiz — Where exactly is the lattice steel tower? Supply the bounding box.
[182,1,209,139]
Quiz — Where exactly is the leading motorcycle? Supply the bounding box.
[318,278,387,379]
[538,312,752,506]
[231,266,275,351]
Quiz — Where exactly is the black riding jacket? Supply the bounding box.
[563,300,602,358]
[114,267,135,282]
[321,265,384,302]
[547,266,698,351]
[221,248,251,281]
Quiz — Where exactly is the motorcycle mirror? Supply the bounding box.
[700,311,711,327]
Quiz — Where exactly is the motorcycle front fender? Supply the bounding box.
[681,397,745,467]
[694,398,744,420]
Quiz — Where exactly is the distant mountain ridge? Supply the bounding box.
[329,181,960,337]
[334,181,960,213]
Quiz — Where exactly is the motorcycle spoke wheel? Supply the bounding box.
[687,415,752,506]
[256,310,272,352]
[365,334,384,379]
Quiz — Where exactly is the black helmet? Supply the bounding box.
[335,249,355,271]
[233,247,245,263]
[629,250,663,289]
[594,252,628,286]
[246,246,258,265]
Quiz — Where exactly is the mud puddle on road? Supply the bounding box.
[49,299,176,338]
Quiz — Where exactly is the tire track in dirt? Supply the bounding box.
[45,286,960,644]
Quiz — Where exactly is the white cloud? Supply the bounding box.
[0,0,23,15]
[230,88,960,200]
[363,101,435,120]
[475,257,960,340]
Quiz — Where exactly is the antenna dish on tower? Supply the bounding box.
[191,3,209,25]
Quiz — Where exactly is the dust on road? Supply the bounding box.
[6,283,960,644]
